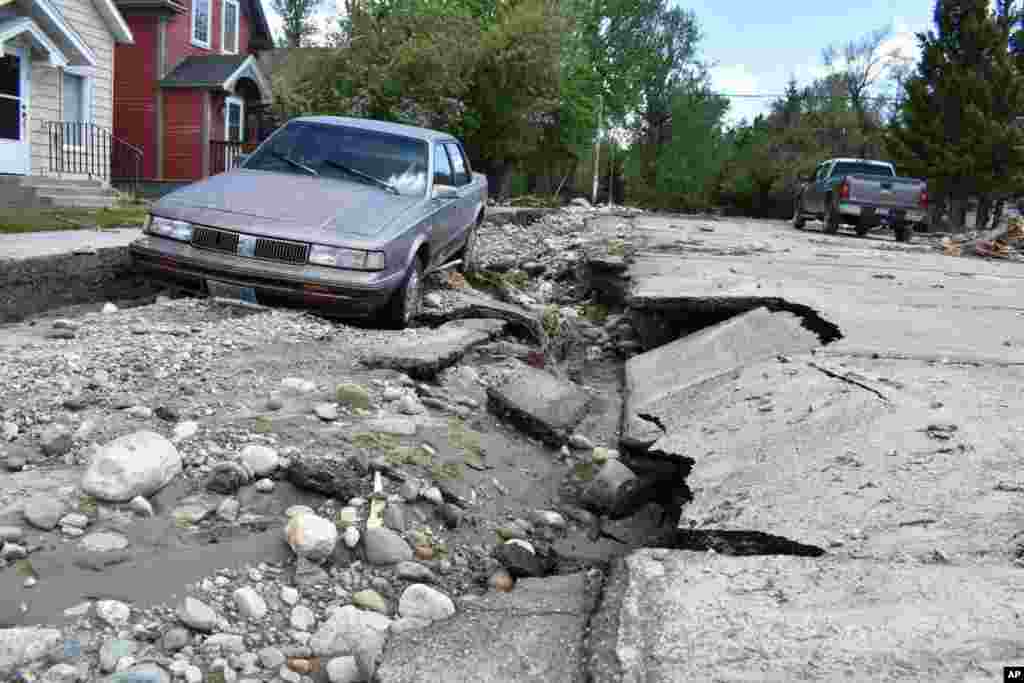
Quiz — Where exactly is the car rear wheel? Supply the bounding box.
[893,222,912,243]
[823,199,840,234]
[382,256,424,329]
[792,198,806,229]
[855,218,870,237]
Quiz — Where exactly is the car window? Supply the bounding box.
[434,144,454,186]
[445,143,470,186]
[243,122,429,196]
[816,164,829,181]
[831,162,894,177]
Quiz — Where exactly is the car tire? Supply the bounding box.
[458,220,480,275]
[792,198,806,229]
[855,218,870,237]
[823,199,840,234]
[382,256,424,329]
[894,222,912,243]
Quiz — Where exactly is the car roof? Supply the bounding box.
[291,116,456,143]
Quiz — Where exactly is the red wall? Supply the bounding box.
[163,89,204,180]
[113,15,159,179]
[165,0,254,70]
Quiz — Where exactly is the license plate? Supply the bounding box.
[876,208,889,216]
[207,279,257,304]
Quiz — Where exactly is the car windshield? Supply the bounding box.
[831,162,894,178]
[243,122,429,196]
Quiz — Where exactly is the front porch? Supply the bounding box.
[0,0,137,204]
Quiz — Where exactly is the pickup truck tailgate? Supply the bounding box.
[847,174,924,211]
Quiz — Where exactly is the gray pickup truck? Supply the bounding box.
[792,158,927,242]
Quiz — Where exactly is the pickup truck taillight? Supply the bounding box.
[919,189,928,209]
[839,179,850,200]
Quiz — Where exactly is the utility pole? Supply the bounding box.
[592,94,602,205]
[607,129,614,206]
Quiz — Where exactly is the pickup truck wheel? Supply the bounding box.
[381,257,424,329]
[792,198,806,229]
[894,222,912,243]
[823,200,840,234]
[855,219,870,237]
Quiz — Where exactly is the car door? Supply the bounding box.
[429,142,460,267]
[807,162,830,214]
[444,141,478,247]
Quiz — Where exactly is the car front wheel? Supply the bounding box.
[792,197,806,229]
[823,199,840,234]
[382,257,424,329]
[458,221,480,274]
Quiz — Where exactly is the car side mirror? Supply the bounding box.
[432,184,458,200]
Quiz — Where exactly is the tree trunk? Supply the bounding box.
[992,198,1006,229]
[949,198,967,231]
[976,195,992,230]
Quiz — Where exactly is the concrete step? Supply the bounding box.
[20,177,106,190]
[22,184,118,197]
[35,193,119,209]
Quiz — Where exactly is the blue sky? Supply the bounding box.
[683,0,936,124]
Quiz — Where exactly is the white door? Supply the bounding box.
[0,47,29,175]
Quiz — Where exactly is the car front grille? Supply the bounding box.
[254,237,309,264]
[191,226,310,265]
[192,226,239,253]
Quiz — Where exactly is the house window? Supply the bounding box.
[222,0,239,54]
[225,96,244,142]
[191,0,211,48]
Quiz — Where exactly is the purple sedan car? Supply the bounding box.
[130,116,487,328]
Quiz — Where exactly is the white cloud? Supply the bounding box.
[264,2,338,45]
[710,63,770,126]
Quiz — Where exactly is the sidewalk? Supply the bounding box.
[0,228,141,261]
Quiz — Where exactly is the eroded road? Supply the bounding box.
[1,208,1023,682]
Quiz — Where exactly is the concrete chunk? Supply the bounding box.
[487,366,591,446]
[377,572,597,683]
[364,319,506,380]
[622,307,819,449]
[589,550,1024,683]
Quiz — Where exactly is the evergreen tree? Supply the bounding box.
[888,0,1024,228]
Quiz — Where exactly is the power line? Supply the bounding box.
[709,91,900,103]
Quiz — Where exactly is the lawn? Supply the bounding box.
[0,204,149,234]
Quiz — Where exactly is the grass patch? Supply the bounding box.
[542,305,562,337]
[14,559,36,578]
[465,269,528,292]
[352,431,401,453]
[0,204,148,234]
[431,460,463,481]
[253,417,274,434]
[580,303,609,323]
[605,239,627,256]
[573,461,597,482]
[353,432,434,468]
[77,495,98,517]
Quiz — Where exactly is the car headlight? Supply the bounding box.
[308,245,386,271]
[145,215,193,242]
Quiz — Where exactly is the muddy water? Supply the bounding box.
[0,479,326,628]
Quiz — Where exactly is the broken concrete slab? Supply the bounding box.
[664,354,1024,565]
[364,319,506,380]
[376,571,599,683]
[589,549,1024,683]
[487,366,591,446]
[622,306,820,450]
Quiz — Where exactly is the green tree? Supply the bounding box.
[271,0,322,47]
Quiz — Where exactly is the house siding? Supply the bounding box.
[163,88,203,179]
[29,0,116,176]
[113,14,159,178]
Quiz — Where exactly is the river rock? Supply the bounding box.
[290,605,316,631]
[96,600,131,626]
[177,597,219,632]
[363,527,413,565]
[494,542,546,578]
[129,496,154,517]
[99,638,137,673]
[336,383,371,410]
[395,561,437,583]
[82,431,183,502]
[315,403,339,421]
[285,512,338,561]
[39,424,73,457]
[352,590,387,614]
[287,456,364,500]
[310,605,391,658]
[397,584,455,622]
[0,526,23,543]
[240,445,280,477]
[80,531,129,552]
[326,656,361,683]
[234,587,267,620]
[23,496,66,530]
[205,461,251,494]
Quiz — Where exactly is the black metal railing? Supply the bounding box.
[210,140,259,176]
[46,121,143,197]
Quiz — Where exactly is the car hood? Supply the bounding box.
[154,170,422,241]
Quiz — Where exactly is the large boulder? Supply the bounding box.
[285,511,338,561]
[311,605,392,680]
[82,431,182,502]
